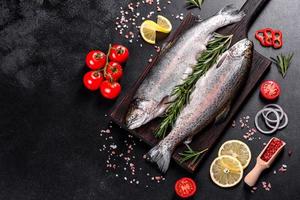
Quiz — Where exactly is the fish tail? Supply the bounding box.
[147,143,172,173]
[218,4,245,19]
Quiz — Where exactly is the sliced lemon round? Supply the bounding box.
[210,155,243,188]
[157,15,172,33]
[140,20,159,44]
[218,140,251,169]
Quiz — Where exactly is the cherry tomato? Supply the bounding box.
[109,44,129,63]
[86,50,106,70]
[83,71,104,91]
[105,61,123,81]
[100,81,121,99]
[260,80,281,100]
[175,177,197,198]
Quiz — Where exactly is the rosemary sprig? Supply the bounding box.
[154,33,232,138]
[186,0,204,8]
[179,144,208,164]
[271,53,294,78]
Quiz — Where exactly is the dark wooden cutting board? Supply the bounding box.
[110,0,272,173]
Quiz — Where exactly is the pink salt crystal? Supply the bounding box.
[268,183,271,188]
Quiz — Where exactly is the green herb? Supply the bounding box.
[271,53,294,78]
[179,144,208,164]
[154,33,232,138]
[186,0,204,8]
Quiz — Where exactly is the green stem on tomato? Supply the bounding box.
[103,44,112,79]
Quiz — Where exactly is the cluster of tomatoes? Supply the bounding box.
[83,44,129,99]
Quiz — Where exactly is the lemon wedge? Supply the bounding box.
[140,20,159,44]
[218,140,251,169]
[140,16,172,44]
[157,15,172,33]
[210,155,243,188]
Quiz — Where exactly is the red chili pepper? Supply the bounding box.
[255,28,283,49]
[272,30,283,49]
[255,30,265,45]
[263,28,274,47]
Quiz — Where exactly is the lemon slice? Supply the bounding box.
[210,155,243,188]
[157,15,172,33]
[218,140,251,169]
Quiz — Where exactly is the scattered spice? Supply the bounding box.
[278,163,288,173]
[231,115,260,141]
[250,186,257,193]
[262,181,272,191]
[288,149,293,157]
[99,117,166,188]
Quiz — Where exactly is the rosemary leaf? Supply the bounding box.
[155,33,232,138]
[271,53,294,78]
[179,145,208,164]
[186,0,204,9]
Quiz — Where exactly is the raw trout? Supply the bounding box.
[147,38,253,173]
[126,5,245,129]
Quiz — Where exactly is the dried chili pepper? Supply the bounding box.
[272,30,283,49]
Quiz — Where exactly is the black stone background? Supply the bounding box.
[0,0,299,199]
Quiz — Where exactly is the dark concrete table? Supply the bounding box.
[0,0,299,199]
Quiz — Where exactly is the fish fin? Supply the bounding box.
[147,144,172,173]
[184,135,194,145]
[215,104,231,123]
[155,95,172,117]
[218,4,238,15]
[215,52,228,68]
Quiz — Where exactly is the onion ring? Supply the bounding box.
[264,110,288,130]
[262,104,284,123]
[255,108,280,134]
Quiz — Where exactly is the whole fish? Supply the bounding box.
[147,38,253,173]
[126,5,245,130]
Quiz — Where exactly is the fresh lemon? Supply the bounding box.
[140,20,159,44]
[218,140,251,169]
[140,16,172,44]
[210,155,243,188]
[157,15,172,33]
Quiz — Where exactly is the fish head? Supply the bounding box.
[126,98,156,130]
[229,38,253,59]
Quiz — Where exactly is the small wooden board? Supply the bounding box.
[110,0,272,173]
